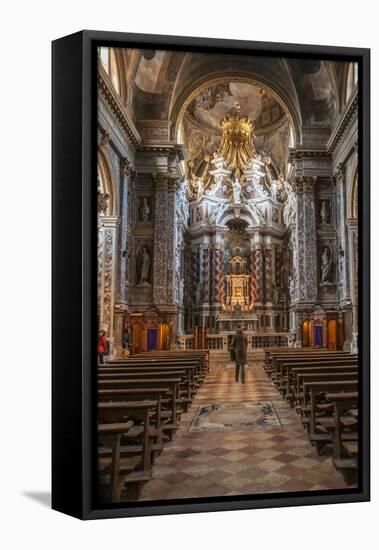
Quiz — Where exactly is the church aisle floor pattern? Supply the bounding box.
[139,359,349,500]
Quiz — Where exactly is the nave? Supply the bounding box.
[97,347,358,502]
[139,358,349,500]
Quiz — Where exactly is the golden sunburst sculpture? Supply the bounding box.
[218,103,256,179]
[187,103,259,196]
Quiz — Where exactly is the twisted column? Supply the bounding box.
[255,244,263,302]
[212,245,223,303]
[250,246,256,304]
[219,248,225,305]
[265,244,272,303]
[202,246,210,303]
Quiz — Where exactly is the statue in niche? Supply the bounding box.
[232,178,242,204]
[320,246,333,284]
[320,200,330,225]
[196,177,204,199]
[139,197,151,222]
[289,276,295,302]
[136,246,150,284]
[195,282,202,304]
[272,207,278,223]
[272,283,279,306]
[271,180,279,201]
[338,247,345,281]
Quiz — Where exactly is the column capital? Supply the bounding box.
[120,157,133,178]
[292,175,317,193]
[333,162,346,184]
[153,172,179,192]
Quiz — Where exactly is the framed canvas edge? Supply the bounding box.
[52,30,370,521]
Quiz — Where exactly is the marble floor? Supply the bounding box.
[139,359,349,501]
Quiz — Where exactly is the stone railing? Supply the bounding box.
[178,333,293,351]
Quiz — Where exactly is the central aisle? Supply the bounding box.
[140,359,348,500]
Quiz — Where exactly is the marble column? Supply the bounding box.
[347,218,358,352]
[264,243,272,304]
[250,244,256,305]
[212,243,223,304]
[293,176,318,303]
[335,164,350,301]
[97,215,119,356]
[116,158,131,305]
[153,174,177,305]
[254,242,263,303]
[201,244,210,303]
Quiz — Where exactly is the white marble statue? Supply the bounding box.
[320,246,332,284]
[271,180,279,201]
[139,197,151,222]
[232,178,242,203]
[320,200,329,225]
[272,283,279,306]
[289,276,295,301]
[197,177,204,199]
[137,246,150,284]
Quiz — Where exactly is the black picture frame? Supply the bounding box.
[52,30,370,520]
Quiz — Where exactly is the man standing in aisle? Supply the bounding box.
[231,324,248,383]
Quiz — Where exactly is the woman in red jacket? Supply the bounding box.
[97,330,108,364]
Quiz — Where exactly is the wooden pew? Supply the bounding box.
[98,378,182,440]
[302,380,358,451]
[270,353,355,394]
[97,401,159,502]
[98,369,193,407]
[291,365,358,406]
[136,349,210,372]
[325,392,358,484]
[97,386,180,430]
[99,363,200,398]
[280,358,358,402]
[270,352,354,384]
[264,348,334,374]
[106,356,206,383]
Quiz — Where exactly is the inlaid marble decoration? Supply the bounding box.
[189,401,282,433]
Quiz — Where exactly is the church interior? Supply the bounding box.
[96,47,359,503]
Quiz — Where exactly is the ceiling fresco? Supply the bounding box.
[182,81,290,175]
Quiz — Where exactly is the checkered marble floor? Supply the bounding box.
[138,359,349,501]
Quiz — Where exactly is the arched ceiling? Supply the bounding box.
[112,48,351,146]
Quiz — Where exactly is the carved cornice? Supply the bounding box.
[140,142,185,160]
[327,91,358,155]
[288,148,330,162]
[98,68,141,149]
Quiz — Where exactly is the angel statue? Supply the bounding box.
[271,180,279,201]
[232,178,242,204]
